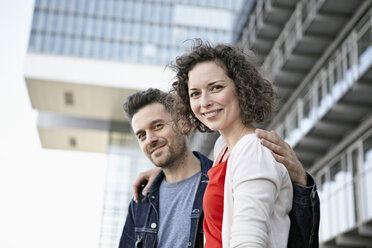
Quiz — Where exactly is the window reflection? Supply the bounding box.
[29,0,240,66]
[362,134,372,219]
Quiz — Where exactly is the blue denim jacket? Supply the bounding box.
[118,151,319,248]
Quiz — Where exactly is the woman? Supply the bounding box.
[171,41,293,248]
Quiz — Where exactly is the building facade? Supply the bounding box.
[236,0,372,247]
[25,0,247,247]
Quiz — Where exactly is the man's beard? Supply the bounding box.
[148,133,187,169]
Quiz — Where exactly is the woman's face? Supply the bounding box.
[187,61,242,134]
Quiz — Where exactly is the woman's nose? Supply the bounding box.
[200,93,212,108]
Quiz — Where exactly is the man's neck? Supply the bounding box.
[162,151,201,183]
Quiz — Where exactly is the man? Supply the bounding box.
[119,88,319,248]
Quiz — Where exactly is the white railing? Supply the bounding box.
[262,0,330,78]
[273,8,372,148]
[317,128,372,242]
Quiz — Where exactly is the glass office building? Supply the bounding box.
[29,0,245,66]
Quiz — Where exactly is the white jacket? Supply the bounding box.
[213,134,293,248]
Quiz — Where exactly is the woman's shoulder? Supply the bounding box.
[229,133,290,185]
[230,133,285,172]
[232,133,261,154]
[213,136,226,158]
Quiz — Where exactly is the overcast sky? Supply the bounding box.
[0,1,107,247]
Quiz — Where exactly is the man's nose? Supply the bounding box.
[145,132,158,145]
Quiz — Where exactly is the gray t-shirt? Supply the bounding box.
[157,171,201,248]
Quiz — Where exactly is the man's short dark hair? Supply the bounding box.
[123,88,175,122]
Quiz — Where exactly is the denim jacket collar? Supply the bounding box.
[146,151,211,196]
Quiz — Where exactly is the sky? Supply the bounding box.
[0,1,107,247]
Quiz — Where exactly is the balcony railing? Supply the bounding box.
[262,0,330,79]
[239,0,295,56]
[272,8,372,148]
[316,123,372,242]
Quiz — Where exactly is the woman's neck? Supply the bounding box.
[220,123,255,151]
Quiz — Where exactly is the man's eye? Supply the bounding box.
[154,123,164,130]
[137,133,145,140]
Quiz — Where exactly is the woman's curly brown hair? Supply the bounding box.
[171,40,277,134]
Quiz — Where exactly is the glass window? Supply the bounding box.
[357,25,372,74]
[94,18,104,38]
[330,161,342,183]
[54,35,63,54]
[75,0,86,13]
[28,34,37,51]
[142,2,151,22]
[303,95,311,119]
[37,12,46,30]
[64,15,73,35]
[173,4,232,30]
[38,0,48,9]
[103,19,112,38]
[123,1,133,20]
[31,10,40,30]
[351,149,359,222]
[111,20,120,40]
[162,4,171,24]
[287,108,298,131]
[94,0,104,16]
[358,26,372,59]
[363,134,372,170]
[362,132,372,219]
[330,159,344,234]
[80,37,90,57]
[123,22,132,41]
[44,33,56,53]
[46,13,58,32]
[153,25,160,44]
[133,2,142,20]
[102,40,111,59]
[89,39,99,58]
[113,42,124,61]
[316,81,323,106]
[132,22,141,41]
[34,0,42,8]
[152,3,160,23]
[75,15,84,35]
[65,0,75,13]
[336,57,343,84]
[319,173,326,192]
[35,33,44,52]
[85,17,94,37]
[71,36,81,56]
[327,65,334,95]
[86,0,95,15]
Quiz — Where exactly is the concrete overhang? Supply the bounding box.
[24,53,174,152]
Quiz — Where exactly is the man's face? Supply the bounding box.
[131,103,187,168]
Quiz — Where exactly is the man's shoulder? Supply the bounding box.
[193,151,213,170]
[128,193,153,216]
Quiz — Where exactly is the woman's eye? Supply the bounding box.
[190,92,199,98]
[211,85,222,91]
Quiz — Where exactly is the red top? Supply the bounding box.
[203,148,229,248]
